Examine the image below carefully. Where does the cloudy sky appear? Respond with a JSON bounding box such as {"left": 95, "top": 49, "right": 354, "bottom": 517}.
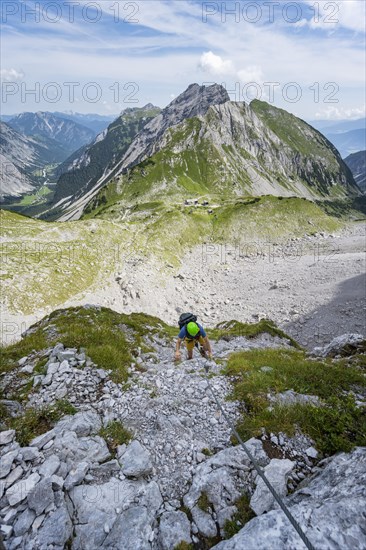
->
{"left": 1, "top": 0, "right": 365, "bottom": 121}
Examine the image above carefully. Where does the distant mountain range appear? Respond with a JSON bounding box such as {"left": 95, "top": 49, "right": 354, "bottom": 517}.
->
{"left": 0, "top": 112, "right": 117, "bottom": 200}
{"left": 310, "top": 118, "right": 366, "bottom": 157}
{"left": 345, "top": 151, "right": 366, "bottom": 191}
{"left": 38, "top": 83, "right": 359, "bottom": 222}
{"left": 0, "top": 122, "right": 62, "bottom": 198}
{"left": 7, "top": 112, "right": 97, "bottom": 157}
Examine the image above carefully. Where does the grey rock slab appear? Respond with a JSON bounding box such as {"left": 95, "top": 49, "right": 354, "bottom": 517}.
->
{"left": 119, "top": 440, "right": 153, "bottom": 478}
{"left": 306, "top": 447, "right": 318, "bottom": 459}
{"left": 13, "top": 508, "right": 36, "bottom": 537}
{"left": 54, "top": 410, "right": 102, "bottom": 436}
{"left": 191, "top": 506, "right": 217, "bottom": 539}
{"left": 0, "top": 450, "right": 18, "bottom": 478}
{"left": 4, "top": 465, "right": 23, "bottom": 488}
{"left": 64, "top": 461, "right": 89, "bottom": 490}
{"left": 38, "top": 455, "right": 60, "bottom": 478}
{"left": 313, "top": 333, "right": 365, "bottom": 358}
{"left": 0, "top": 430, "right": 15, "bottom": 445}
{"left": 27, "top": 477, "right": 54, "bottom": 515}
{"left": 70, "top": 476, "right": 147, "bottom": 549}
{"left": 101, "top": 506, "right": 153, "bottom": 550}
{"left": 34, "top": 502, "right": 72, "bottom": 550}
{"left": 47, "top": 362, "right": 60, "bottom": 375}
{"left": 6, "top": 472, "right": 40, "bottom": 506}
{"left": 0, "top": 523, "right": 13, "bottom": 539}
{"left": 269, "top": 390, "right": 320, "bottom": 407}
{"left": 250, "top": 458, "right": 295, "bottom": 515}
{"left": 159, "top": 511, "right": 192, "bottom": 550}
{"left": 29, "top": 429, "right": 55, "bottom": 449}
{"left": 18, "top": 446, "right": 40, "bottom": 462}
{"left": 50, "top": 474, "right": 64, "bottom": 490}
{"left": 52, "top": 429, "right": 110, "bottom": 464}
{"left": 184, "top": 440, "right": 268, "bottom": 516}
{"left": 212, "top": 448, "right": 366, "bottom": 550}
{"left": 57, "top": 349, "right": 77, "bottom": 361}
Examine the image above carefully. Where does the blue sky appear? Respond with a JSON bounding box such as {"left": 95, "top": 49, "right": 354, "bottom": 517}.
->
{"left": 1, "top": 0, "right": 365, "bottom": 121}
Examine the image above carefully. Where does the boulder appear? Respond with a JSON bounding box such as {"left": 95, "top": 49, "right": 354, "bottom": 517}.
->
{"left": 0, "top": 430, "right": 15, "bottom": 446}
{"left": 38, "top": 455, "right": 60, "bottom": 478}
{"left": 13, "top": 508, "right": 36, "bottom": 537}
{"left": 159, "top": 510, "right": 192, "bottom": 549}
{"left": 6, "top": 472, "right": 40, "bottom": 506}
{"left": 119, "top": 441, "right": 153, "bottom": 478}
{"left": 312, "top": 333, "right": 365, "bottom": 358}
{"left": 250, "top": 458, "right": 295, "bottom": 515}
{"left": 70, "top": 477, "right": 157, "bottom": 549}
{"left": 64, "top": 461, "right": 89, "bottom": 490}
{"left": 34, "top": 502, "right": 72, "bottom": 550}
{"left": 54, "top": 411, "right": 102, "bottom": 437}
{"left": 27, "top": 477, "right": 54, "bottom": 515}
{"left": 101, "top": 506, "right": 152, "bottom": 549}
{"left": 0, "top": 450, "right": 18, "bottom": 478}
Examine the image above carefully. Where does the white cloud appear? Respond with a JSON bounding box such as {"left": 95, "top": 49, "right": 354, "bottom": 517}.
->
{"left": 199, "top": 52, "right": 264, "bottom": 89}
{"left": 237, "top": 65, "right": 264, "bottom": 84}
{"left": 199, "top": 51, "right": 235, "bottom": 76}
{"left": 1, "top": 68, "right": 24, "bottom": 82}
{"left": 303, "top": 0, "right": 366, "bottom": 32}
{"left": 315, "top": 105, "right": 366, "bottom": 120}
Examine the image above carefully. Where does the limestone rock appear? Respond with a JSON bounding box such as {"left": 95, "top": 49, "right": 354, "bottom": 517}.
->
{"left": 212, "top": 447, "right": 366, "bottom": 550}
{"left": 0, "top": 430, "right": 15, "bottom": 446}
{"left": 159, "top": 510, "right": 192, "bottom": 549}
{"left": 119, "top": 440, "right": 153, "bottom": 478}
{"left": 250, "top": 458, "right": 295, "bottom": 515}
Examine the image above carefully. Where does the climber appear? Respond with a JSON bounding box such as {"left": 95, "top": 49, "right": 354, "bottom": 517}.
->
{"left": 174, "top": 314, "right": 213, "bottom": 361}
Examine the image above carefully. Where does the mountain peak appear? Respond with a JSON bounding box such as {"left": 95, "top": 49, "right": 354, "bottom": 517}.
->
{"left": 168, "top": 82, "right": 229, "bottom": 113}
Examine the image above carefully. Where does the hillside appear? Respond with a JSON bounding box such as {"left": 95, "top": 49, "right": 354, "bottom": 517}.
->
{"left": 345, "top": 151, "right": 366, "bottom": 191}
{"left": 39, "top": 104, "right": 161, "bottom": 221}
{"left": 42, "top": 83, "right": 359, "bottom": 222}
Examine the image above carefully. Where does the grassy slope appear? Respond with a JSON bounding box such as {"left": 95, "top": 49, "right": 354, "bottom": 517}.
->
{"left": 0, "top": 209, "right": 132, "bottom": 314}
{"left": 223, "top": 347, "right": 366, "bottom": 454}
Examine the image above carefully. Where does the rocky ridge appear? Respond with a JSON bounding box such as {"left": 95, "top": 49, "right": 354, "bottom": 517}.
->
{"left": 1, "top": 330, "right": 365, "bottom": 549}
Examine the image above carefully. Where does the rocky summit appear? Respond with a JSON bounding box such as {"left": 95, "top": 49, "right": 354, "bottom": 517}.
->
{"left": 1, "top": 322, "right": 365, "bottom": 549}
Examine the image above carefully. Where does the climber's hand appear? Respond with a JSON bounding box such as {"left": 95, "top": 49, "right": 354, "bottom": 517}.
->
{"left": 174, "top": 351, "right": 181, "bottom": 361}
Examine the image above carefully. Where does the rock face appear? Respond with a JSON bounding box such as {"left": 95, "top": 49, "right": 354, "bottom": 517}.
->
{"left": 344, "top": 150, "right": 366, "bottom": 191}
{"left": 212, "top": 447, "right": 366, "bottom": 550}
{"left": 118, "top": 83, "right": 230, "bottom": 172}
{"left": 0, "top": 122, "right": 42, "bottom": 199}
{"left": 312, "top": 333, "right": 366, "bottom": 357}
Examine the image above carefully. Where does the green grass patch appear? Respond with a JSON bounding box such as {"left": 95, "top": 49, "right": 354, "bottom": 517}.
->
{"left": 224, "top": 348, "right": 366, "bottom": 455}
{"left": 7, "top": 399, "right": 77, "bottom": 446}
{"left": 174, "top": 543, "right": 194, "bottom": 550}
{"left": 99, "top": 421, "right": 132, "bottom": 453}
{"left": 0, "top": 332, "right": 48, "bottom": 375}
{"left": 209, "top": 319, "right": 300, "bottom": 348}
{"left": 197, "top": 492, "right": 211, "bottom": 512}
{"left": 223, "top": 494, "right": 255, "bottom": 539}
{"left": 1, "top": 306, "right": 176, "bottom": 385}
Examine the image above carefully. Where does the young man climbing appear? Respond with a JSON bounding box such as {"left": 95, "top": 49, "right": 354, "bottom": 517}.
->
{"left": 175, "top": 316, "right": 213, "bottom": 361}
